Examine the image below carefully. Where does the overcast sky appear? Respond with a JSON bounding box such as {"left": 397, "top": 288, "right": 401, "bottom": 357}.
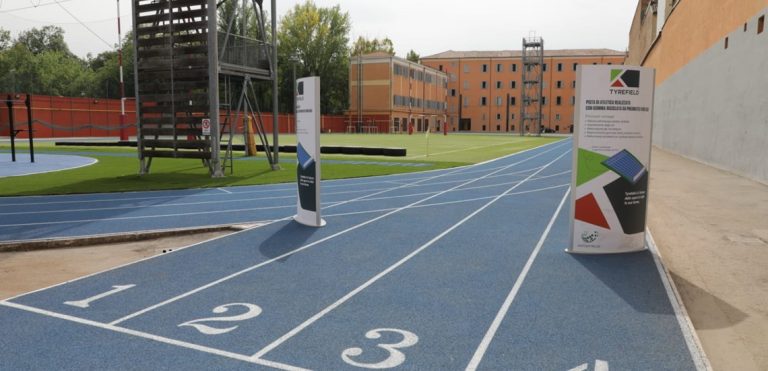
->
{"left": 0, "top": 0, "right": 638, "bottom": 59}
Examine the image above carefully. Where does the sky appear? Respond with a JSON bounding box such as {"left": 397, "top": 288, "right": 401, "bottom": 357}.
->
{"left": 0, "top": 0, "right": 639, "bottom": 59}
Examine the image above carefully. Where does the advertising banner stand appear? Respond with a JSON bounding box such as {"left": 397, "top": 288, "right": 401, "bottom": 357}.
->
{"left": 294, "top": 77, "right": 326, "bottom": 227}
{"left": 568, "top": 65, "right": 655, "bottom": 254}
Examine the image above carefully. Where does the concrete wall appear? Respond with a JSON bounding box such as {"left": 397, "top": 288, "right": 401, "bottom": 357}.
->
{"left": 653, "top": 8, "right": 768, "bottom": 183}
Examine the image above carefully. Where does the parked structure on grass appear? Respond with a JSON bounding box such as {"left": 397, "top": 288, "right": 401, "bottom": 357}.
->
{"left": 348, "top": 52, "right": 448, "bottom": 134}
{"left": 421, "top": 49, "right": 626, "bottom": 134}
{"left": 627, "top": 0, "right": 767, "bottom": 183}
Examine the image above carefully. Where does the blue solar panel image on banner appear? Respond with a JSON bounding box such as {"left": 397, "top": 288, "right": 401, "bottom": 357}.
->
{"left": 297, "top": 143, "right": 314, "bottom": 170}
{"left": 602, "top": 149, "right": 646, "bottom": 184}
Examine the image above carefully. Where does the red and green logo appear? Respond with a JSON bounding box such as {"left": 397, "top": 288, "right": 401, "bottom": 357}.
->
{"left": 610, "top": 69, "right": 640, "bottom": 88}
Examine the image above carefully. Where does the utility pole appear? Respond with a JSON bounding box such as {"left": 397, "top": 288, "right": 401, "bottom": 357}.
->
{"left": 117, "top": 0, "right": 128, "bottom": 141}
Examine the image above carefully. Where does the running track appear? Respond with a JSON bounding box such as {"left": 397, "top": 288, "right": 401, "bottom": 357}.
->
{"left": 0, "top": 139, "right": 709, "bottom": 370}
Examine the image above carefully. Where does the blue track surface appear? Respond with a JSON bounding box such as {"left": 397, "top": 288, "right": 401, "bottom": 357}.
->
{"left": 0, "top": 139, "right": 707, "bottom": 370}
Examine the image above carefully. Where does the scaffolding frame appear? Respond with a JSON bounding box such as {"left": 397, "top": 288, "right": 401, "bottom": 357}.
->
{"left": 520, "top": 36, "right": 544, "bottom": 136}
{"left": 132, "top": 0, "right": 278, "bottom": 177}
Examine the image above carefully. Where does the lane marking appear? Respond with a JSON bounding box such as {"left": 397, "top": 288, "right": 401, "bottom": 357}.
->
{"left": 250, "top": 149, "right": 572, "bottom": 361}
{"left": 5, "top": 144, "right": 567, "bottom": 305}
{"left": 323, "top": 184, "right": 571, "bottom": 219}
{"left": 466, "top": 186, "right": 571, "bottom": 371}
{"left": 646, "top": 230, "right": 712, "bottom": 371}
{"left": 110, "top": 144, "right": 569, "bottom": 326}
{"left": 217, "top": 188, "right": 233, "bottom": 194}
{"left": 64, "top": 284, "right": 136, "bottom": 308}
{"left": 0, "top": 301, "right": 308, "bottom": 371}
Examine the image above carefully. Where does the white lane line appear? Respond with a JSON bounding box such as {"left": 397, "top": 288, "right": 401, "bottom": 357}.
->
{"left": 217, "top": 188, "right": 233, "bottom": 194}
{"left": 250, "top": 149, "right": 571, "bottom": 361}
{"left": 465, "top": 187, "right": 570, "bottom": 371}
{"left": 0, "top": 301, "right": 308, "bottom": 371}
{"left": 323, "top": 184, "right": 571, "bottom": 218}
{"left": 646, "top": 230, "right": 712, "bottom": 371}
{"left": 109, "top": 144, "right": 568, "bottom": 326}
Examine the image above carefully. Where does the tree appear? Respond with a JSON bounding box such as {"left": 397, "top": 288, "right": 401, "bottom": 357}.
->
{"left": 0, "top": 28, "right": 11, "bottom": 51}
{"left": 277, "top": 1, "right": 352, "bottom": 114}
{"left": 406, "top": 49, "right": 420, "bottom": 63}
{"left": 16, "top": 26, "right": 70, "bottom": 55}
{"left": 351, "top": 36, "right": 394, "bottom": 56}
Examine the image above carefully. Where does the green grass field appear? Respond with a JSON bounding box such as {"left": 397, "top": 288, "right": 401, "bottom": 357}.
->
{"left": 0, "top": 134, "right": 564, "bottom": 196}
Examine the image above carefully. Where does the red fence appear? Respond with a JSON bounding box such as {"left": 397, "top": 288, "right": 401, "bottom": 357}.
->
{"left": 1, "top": 94, "right": 349, "bottom": 138}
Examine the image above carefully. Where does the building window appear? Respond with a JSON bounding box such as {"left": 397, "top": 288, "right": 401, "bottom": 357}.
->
{"left": 511, "top": 81, "right": 517, "bottom": 89}
{"left": 481, "top": 81, "right": 487, "bottom": 89}
{"left": 451, "top": 89, "right": 456, "bottom": 97}
{"left": 556, "top": 81, "right": 562, "bottom": 89}
{"left": 482, "top": 64, "right": 488, "bottom": 72}
{"left": 511, "top": 113, "right": 515, "bottom": 120}
{"left": 758, "top": 15, "right": 765, "bottom": 34}
{"left": 607, "top": 62, "right": 612, "bottom": 65}
{"left": 496, "top": 96, "right": 503, "bottom": 106}
{"left": 496, "top": 64, "right": 502, "bottom": 72}
{"left": 542, "top": 97, "right": 547, "bottom": 105}
{"left": 555, "top": 125, "right": 560, "bottom": 131}
{"left": 439, "top": 65, "right": 443, "bottom": 71}
{"left": 556, "top": 96, "right": 562, "bottom": 105}
{"left": 464, "top": 81, "right": 469, "bottom": 89}
{"left": 509, "top": 96, "right": 516, "bottom": 106}
{"left": 543, "top": 63, "right": 547, "bottom": 71}
{"left": 724, "top": 37, "right": 729, "bottom": 49}
{"left": 496, "top": 81, "right": 502, "bottom": 89}
{"left": 511, "top": 63, "right": 517, "bottom": 72}
{"left": 463, "top": 97, "right": 469, "bottom": 106}
{"left": 482, "top": 125, "right": 486, "bottom": 131}
{"left": 496, "top": 125, "right": 500, "bottom": 131}
{"left": 571, "top": 96, "right": 576, "bottom": 105}
{"left": 511, "top": 125, "right": 515, "bottom": 131}
{"left": 572, "top": 81, "right": 577, "bottom": 88}
{"left": 464, "top": 64, "right": 470, "bottom": 73}
{"left": 481, "top": 97, "right": 487, "bottom": 106}
{"left": 573, "top": 62, "right": 578, "bottom": 71}
{"left": 496, "top": 114, "right": 501, "bottom": 120}
{"left": 556, "top": 114, "right": 561, "bottom": 121}
{"left": 557, "top": 63, "right": 563, "bottom": 71}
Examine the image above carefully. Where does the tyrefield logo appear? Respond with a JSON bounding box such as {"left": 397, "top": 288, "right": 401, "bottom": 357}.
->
{"left": 610, "top": 69, "right": 640, "bottom": 88}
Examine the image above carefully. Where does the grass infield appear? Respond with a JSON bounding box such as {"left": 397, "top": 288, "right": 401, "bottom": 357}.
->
{"left": 0, "top": 134, "right": 564, "bottom": 196}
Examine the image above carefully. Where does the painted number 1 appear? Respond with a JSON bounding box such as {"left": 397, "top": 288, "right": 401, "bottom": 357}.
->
{"left": 63, "top": 284, "right": 136, "bottom": 309}
{"left": 342, "top": 328, "right": 419, "bottom": 369}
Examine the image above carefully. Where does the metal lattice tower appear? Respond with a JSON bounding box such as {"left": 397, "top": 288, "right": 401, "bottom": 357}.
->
{"left": 520, "top": 35, "right": 544, "bottom": 136}
{"left": 132, "top": 0, "right": 278, "bottom": 177}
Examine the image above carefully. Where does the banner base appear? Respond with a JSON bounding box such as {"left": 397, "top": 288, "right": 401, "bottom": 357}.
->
{"left": 564, "top": 246, "right": 648, "bottom": 255}
{"left": 293, "top": 215, "right": 326, "bottom": 228}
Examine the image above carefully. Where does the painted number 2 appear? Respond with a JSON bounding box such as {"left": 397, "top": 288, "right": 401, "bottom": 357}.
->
{"left": 341, "top": 328, "right": 419, "bottom": 369}
{"left": 178, "top": 303, "right": 262, "bottom": 335}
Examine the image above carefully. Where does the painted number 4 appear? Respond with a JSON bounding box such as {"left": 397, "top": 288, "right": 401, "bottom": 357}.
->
{"left": 341, "top": 328, "right": 419, "bottom": 369}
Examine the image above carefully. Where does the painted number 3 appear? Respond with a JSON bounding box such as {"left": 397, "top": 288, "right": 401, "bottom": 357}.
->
{"left": 178, "top": 303, "right": 262, "bottom": 335}
{"left": 341, "top": 328, "right": 419, "bottom": 369}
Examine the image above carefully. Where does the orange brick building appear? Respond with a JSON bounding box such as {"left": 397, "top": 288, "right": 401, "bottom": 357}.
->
{"left": 348, "top": 52, "right": 448, "bottom": 133}
{"left": 421, "top": 49, "right": 626, "bottom": 133}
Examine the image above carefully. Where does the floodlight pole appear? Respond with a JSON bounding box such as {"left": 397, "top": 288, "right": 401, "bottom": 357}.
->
{"left": 271, "top": 0, "right": 280, "bottom": 169}
{"left": 117, "top": 0, "right": 128, "bottom": 141}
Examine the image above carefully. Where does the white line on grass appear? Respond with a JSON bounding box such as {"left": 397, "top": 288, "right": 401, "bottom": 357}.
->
{"left": 250, "top": 149, "right": 571, "bottom": 361}
{"left": 465, "top": 187, "right": 570, "bottom": 370}
{"left": 109, "top": 143, "right": 569, "bottom": 326}
{"left": 0, "top": 301, "right": 308, "bottom": 371}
